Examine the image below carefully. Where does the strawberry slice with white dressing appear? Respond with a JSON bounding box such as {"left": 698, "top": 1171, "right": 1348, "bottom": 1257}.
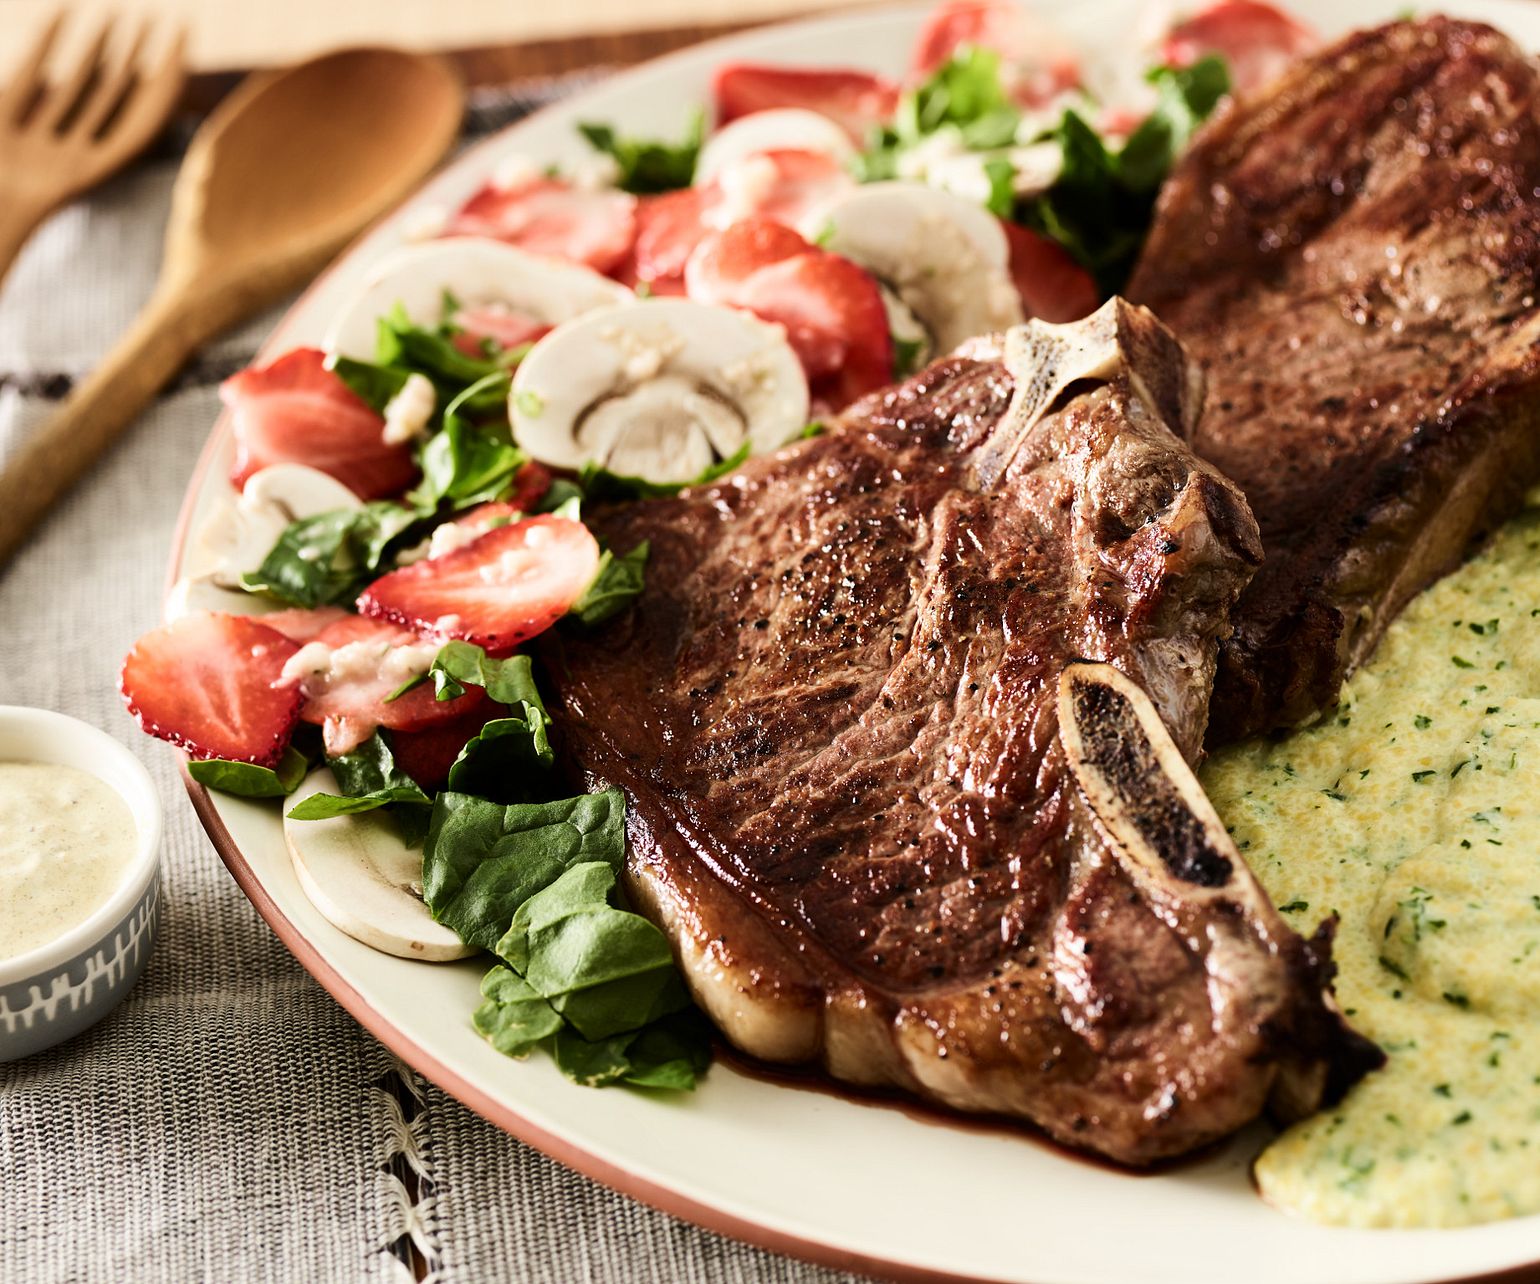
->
{"left": 357, "top": 515, "right": 601, "bottom": 654}
{"left": 283, "top": 614, "right": 492, "bottom": 756}
{"left": 1161, "top": 1, "right": 1320, "bottom": 98}
{"left": 120, "top": 612, "right": 303, "bottom": 767}
{"left": 686, "top": 217, "right": 893, "bottom": 412}
{"left": 444, "top": 177, "right": 638, "bottom": 274}
{"left": 713, "top": 63, "right": 900, "bottom": 141}
{"left": 221, "top": 348, "right": 418, "bottom": 500}
{"left": 627, "top": 150, "right": 853, "bottom": 296}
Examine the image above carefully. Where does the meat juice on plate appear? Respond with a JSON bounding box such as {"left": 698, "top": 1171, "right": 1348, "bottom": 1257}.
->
{"left": 1202, "top": 496, "right": 1540, "bottom": 1228}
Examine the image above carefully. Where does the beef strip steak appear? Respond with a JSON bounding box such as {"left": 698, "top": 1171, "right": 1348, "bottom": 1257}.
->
{"left": 1129, "top": 17, "right": 1540, "bottom": 743}
{"left": 546, "top": 300, "right": 1378, "bottom": 1165}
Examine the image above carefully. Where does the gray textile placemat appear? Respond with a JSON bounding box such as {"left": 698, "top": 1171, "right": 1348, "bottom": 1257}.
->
{"left": 0, "top": 77, "right": 865, "bottom": 1284}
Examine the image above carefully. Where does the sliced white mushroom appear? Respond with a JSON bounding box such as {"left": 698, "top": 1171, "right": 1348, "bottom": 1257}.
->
{"left": 285, "top": 769, "right": 474, "bottom": 962}
{"left": 164, "top": 574, "right": 276, "bottom": 622}
{"left": 695, "top": 108, "right": 855, "bottom": 184}
{"left": 811, "top": 181, "right": 1025, "bottom": 353}
{"left": 188, "top": 463, "right": 361, "bottom": 590}
{"left": 323, "top": 239, "right": 634, "bottom": 361}
{"left": 510, "top": 299, "right": 809, "bottom": 485}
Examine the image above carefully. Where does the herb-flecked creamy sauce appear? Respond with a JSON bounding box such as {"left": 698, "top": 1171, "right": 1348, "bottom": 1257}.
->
{"left": 0, "top": 762, "right": 137, "bottom": 963}
{"left": 1201, "top": 499, "right": 1540, "bottom": 1228}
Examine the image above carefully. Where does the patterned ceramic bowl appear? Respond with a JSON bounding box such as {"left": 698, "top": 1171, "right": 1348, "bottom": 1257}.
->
{"left": 0, "top": 707, "right": 163, "bottom": 1062}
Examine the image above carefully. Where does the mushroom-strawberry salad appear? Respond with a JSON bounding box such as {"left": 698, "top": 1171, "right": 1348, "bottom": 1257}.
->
{"left": 118, "top": 0, "right": 1277, "bottom": 1092}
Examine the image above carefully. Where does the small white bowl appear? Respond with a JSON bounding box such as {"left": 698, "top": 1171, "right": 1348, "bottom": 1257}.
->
{"left": 0, "top": 706, "right": 163, "bottom": 1062}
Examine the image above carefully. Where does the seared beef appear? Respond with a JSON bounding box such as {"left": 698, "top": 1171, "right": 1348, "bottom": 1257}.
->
{"left": 1129, "top": 17, "right": 1540, "bottom": 742}
{"left": 546, "top": 301, "right": 1377, "bottom": 1165}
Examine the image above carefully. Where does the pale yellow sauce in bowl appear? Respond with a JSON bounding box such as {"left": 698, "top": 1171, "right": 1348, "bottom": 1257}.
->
{"left": 0, "top": 707, "right": 162, "bottom": 1061}
{"left": 1204, "top": 498, "right": 1540, "bottom": 1228}
{"left": 0, "top": 762, "right": 139, "bottom": 963}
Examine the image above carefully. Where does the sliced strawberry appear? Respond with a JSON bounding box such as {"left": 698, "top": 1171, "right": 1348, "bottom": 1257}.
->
{"left": 289, "top": 614, "right": 491, "bottom": 756}
{"left": 388, "top": 703, "right": 499, "bottom": 793}
{"left": 259, "top": 606, "right": 352, "bottom": 643}
{"left": 1000, "top": 220, "right": 1101, "bottom": 323}
{"left": 910, "top": 1, "right": 1080, "bottom": 108}
{"left": 1161, "top": 1, "right": 1319, "bottom": 98}
{"left": 686, "top": 217, "right": 892, "bottom": 411}
{"left": 709, "top": 149, "right": 853, "bottom": 233}
{"left": 220, "top": 348, "right": 418, "bottom": 500}
{"left": 713, "top": 64, "right": 899, "bottom": 141}
{"left": 358, "top": 515, "right": 601, "bottom": 654}
{"left": 121, "top": 612, "right": 302, "bottom": 767}
{"left": 443, "top": 177, "right": 638, "bottom": 274}
{"left": 628, "top": 151, "right": 852, "bottom": 295}
{"left": 628, "top": 187, "right": 715, "bottom": 293}
{"left": 450, "top": 305, "right": 550, "bottom": 358}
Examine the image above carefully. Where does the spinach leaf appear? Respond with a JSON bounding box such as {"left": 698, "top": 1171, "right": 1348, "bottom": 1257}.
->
{"left": 1019, "top": 57, "right": 1229, "bottom": 293}
{"left": 1115, "top": 57, "right": 1229, "bottom": 193}
{"left": 538, "top": 478, "right": 584, "bottom": 515}
{"left": 578, "top": 442, "right": 750, "bottom": 502}
{"left": 328, "top": 355, "right": 412, "bottom": 414}
{"left": 568, "top": 542, "right": 649, "bottom": 627}
{"left": 428, "top": 643, "right": 547, "bottom": 707}
{"left": 549, "top": 1009, "right": 713, "bottom": 1089}
{"left": 494, "top": 862, "right": 690, "bottom": 1040}
{"left": 242, "top": 503, "right": 421, "bottom": 608}
{"left": 897, "top": 46, "right": 1013, "bottom": 140}
{"left": 407, "top": 369, "right": 528, "bottom": 513}
{"left": 374, "top": 304, "right": 511, "bottom": 391}
{"left": 188, "top": 746, "right": 309, "bottom": 798}
{"left": 446, "top": 713, "right": 554, "bottom": 803}
{"left": 421, "top": 788, "right": 627, "bottom": 951}
{"left": 473, "top": 966, "right": 565, "bottom": 1056}
{"left": 286, "top": 731, "right": 432, "bottom": 819}
{"left": 577, "top": 110, "right": 705, "bottom": 194}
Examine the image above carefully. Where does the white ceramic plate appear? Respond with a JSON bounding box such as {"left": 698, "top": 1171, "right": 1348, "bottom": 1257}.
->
{"left": 172, "top": 3, "right": 1540, "bottom": 1280}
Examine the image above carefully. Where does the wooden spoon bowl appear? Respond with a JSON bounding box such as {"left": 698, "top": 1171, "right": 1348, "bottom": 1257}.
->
{"left": 0, "top": 46, "right": 464, "bottom": 566}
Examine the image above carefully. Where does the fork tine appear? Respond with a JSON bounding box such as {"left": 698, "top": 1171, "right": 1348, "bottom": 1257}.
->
{"left": 93, "top": 22, "right": 185, "bottom": 151}
{"left": 0, "top": 10, "right": 65, "bottom": 124}
{"left": 44, "top": 12, "right": 118, "bottom": 134}
{"left": 77, "top": 15, "right": 151, "bottom": 138}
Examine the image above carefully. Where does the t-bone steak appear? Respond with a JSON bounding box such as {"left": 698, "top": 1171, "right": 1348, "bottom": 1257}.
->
{"left": 545, "top": 301, "right": 1379, "bottom": 1165}
{"left": 1129, "top": 17, "right": 1540, "bottom": 742}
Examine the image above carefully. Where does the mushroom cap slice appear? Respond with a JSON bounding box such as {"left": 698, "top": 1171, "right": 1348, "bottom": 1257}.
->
{"left": 510, "top": 298, "right": 810, "bottom": 484}
{"left": 323, "top": 238, "right": 634, "bottom": 360}
{"left": 190, "top": 463, "right": 362, "bottom": 590}
{"left": 695, "top": 108, "right": 855, "bottom": 184}
{"left": 814, "top": 181, "right": 1025, "bottom": 353}
{"left": 284, "top": 769, "right": 474, "bottom": 962}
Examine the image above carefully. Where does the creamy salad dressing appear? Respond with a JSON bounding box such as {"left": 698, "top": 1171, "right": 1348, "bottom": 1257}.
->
{"left": 1202, "top": 499, "right": 1540, "bottom": 1228}
{"left": 0, "top": 762, "right": 137, "bottom": 962}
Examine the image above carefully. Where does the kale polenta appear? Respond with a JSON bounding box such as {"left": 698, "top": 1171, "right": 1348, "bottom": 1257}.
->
{"left": 1203, "top": 498, "right": 1540, "bottom": 1227}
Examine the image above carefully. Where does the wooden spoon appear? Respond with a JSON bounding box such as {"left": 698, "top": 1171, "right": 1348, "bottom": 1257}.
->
{"left": 0, "top": 47, "right": 463, "bottom": 566}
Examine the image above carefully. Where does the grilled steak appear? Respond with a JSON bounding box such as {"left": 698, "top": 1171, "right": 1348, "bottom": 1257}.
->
{"left": 1129, "top": 17, "right": 1540, "bottom": 743}
{"left": 546, "top": 301, "right": 1378, "bottom": 1165}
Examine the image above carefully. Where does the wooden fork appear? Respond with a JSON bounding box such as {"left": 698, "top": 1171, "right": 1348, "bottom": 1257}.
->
{"left": 0, "top": 13, "right": 187, "bottom": 286}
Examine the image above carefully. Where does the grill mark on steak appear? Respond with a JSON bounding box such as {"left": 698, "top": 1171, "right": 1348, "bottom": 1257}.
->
{"left": 1129, "top": 16, "right": 1540, "bottom": 742}
{"left": 546, "top": 300, "right": 1377, "bottom": 1165}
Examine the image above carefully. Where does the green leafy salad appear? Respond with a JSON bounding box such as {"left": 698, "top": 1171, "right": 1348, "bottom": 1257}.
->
{"left": 202, "top": 298, "right": 718, "bottom": 1091}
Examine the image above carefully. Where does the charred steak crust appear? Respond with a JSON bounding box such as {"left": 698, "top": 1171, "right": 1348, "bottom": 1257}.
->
{"left": 1129, "top": 17, "right": 1540, "bottom": 743}
{"left": 546, "top": 301, "right": 1373, "bottom": 1165}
